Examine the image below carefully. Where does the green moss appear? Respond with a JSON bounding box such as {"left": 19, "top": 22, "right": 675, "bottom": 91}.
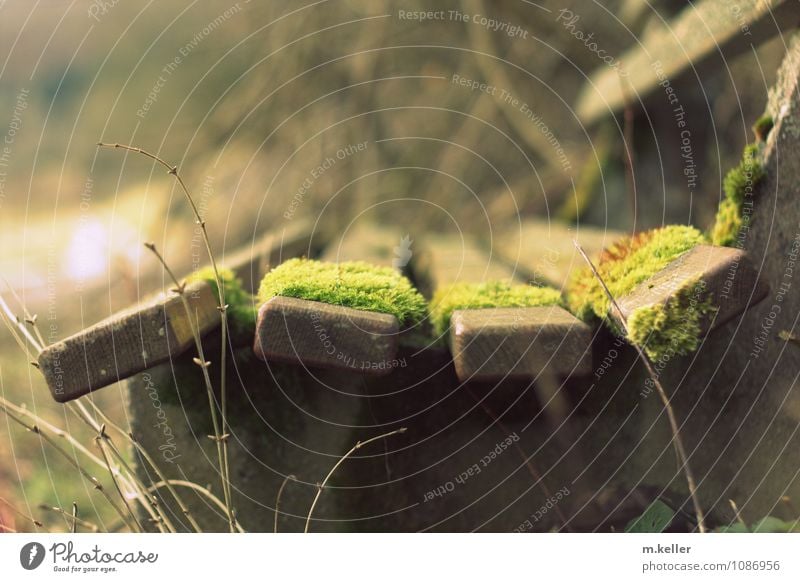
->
{"left": 710, "top": 141, "right": 764, "bottom": 247}
{"left": 429, "top": 281, "right": 563, "bottom": 336}
{"left": 723, "top": 143, "right": 763, "bottom": 205}
{"left": 567, "top": 225, "right": 706, "bottom": 324}
{"left": 257, "top": 258, "right": 427, "bottom": 327}
{"left": 187, "top": 266, "right": 257, "bottom": 342}
{"left": 626, "top": 278, "right": 716, "bottom": 361}
{"left": 710, "top": 198, "right": 743, "bottom": 247}
{"left": 752, "top": 114, "right": 774, "bottom": 142}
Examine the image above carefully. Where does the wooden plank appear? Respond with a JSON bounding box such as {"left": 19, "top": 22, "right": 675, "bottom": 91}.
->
{"left": 254, "top": 296, "right": 400, "bottom": 375}
{"left": 320, "top": 222, "right": 404, "bottom": 268}
{"left": 450, "top": 306, "right": 592, "bottom": 382}
{"left": 493, "top": 219, "right": 623, "bottom": 289}
{"left": 576, "top": 0, "right": 800, "bottom": 124}
{"left": 411, "top": 236, "right": 518, "bottom": 298}
{"left": 38, "top": 280, "right": 218, "bottom": 402}
{"left": 616, "top": 244, "right": 769, "bottom": 333}
{"left": 413, "top": 235, "right": 592, "bottom": 382}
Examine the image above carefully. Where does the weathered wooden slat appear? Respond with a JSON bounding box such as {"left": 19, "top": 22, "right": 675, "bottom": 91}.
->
{"left": 450, "top": 306, "right": 592, "bottom": 382}
{"left": 576, "top": 0, "right": 800, "bottom": 123}
{"left": 38, "top": 280, "right": 218, "bottom": 402}
{"left": 493, "top": 219, "right": 623, "bottom": 288}
{"left": 413, "top": 235, "right": 592, "bottom": 382}
{"left": 616, "top": 244, "right": 769, "bottom": 333}
{"left": 254, "top": 296, "right": 400, "bottom": 375}
{"left": 412, "top": 236, "right": 517, "bottom": 298}
{"left": 320, "top": 222, "right": 404, "bottom": 268}
{"left": 250, "top": 224, "right": 408, "bottom": 373}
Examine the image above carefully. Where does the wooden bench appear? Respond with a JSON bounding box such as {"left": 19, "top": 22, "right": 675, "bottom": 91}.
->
{"left": 37, "top": 222, "right": 316, "bottom": 402}
{"left": 253, "top": 223, "right": 408, "bottom": 374}
{"left": 411, "top": 235, "right": 593, "bottom": 382}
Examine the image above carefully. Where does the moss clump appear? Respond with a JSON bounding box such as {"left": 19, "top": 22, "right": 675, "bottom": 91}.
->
{"left": 257, "top": 258, "right": 427, "bottom": 327}
{"left": 752, "top": 114, "right": 774, "bottom": 142}
{"left": 567, "top": 225, "right": 706, "bottom": 324}
{"left": 187, "top": 266, "right": 256, "bottom": 342}
{"left": 429, "top": 281, "right": 562, "bottom": 336}
{"left": 627, "top": 278, "right": 716, "bottom": 361}
{"left": 722, "top": 143, "right": 763, "bottom": 205}
{"left": 709, "top": 198, "right": 742, "bottom": 247}
{"left": 710, "top": 141, "right": 764, "bottom": 246}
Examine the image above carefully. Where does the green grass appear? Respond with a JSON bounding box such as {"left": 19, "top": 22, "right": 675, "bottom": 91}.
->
{"left": 567, "top": 225, "right": 706, "bottom": 324}
{"left": 257, "top": 258, "right": 428, "bottom": 327}
{"left": 429, "top": 281, "right": 562, "bottom": 336}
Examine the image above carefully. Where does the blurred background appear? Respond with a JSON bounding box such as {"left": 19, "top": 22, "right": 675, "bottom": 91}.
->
{"left": 0, "top": 0, "right": 791, "bottom": 531}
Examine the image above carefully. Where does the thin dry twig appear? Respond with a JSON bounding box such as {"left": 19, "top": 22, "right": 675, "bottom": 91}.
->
{"left": 0, "top": 398, "right": 132, "bottom": 531}
{"left": 141, "top": 241, "right": 236, "bottom": 532}
{"left": 573, "top": 240, "right": 706, "bottom": 533}
{"left": 83, "top": 399, "right": 202, "bottom": 532}
{"left": 274, "top": 474, "right": 296, "bottom": 533}
{"left": 37, "top": 504, "right": 99, "bottom": 533}
{"left": 145, "top": 480, "right": 246, "bottom": 533}
{"left": 98, "top": 142, "right": 236, "bottom": 532}
{"left": 1, "top": 496, "right": 44, "bottom": 530}
{"left": 305, "top": 427, "right": 407, "bottom": 533}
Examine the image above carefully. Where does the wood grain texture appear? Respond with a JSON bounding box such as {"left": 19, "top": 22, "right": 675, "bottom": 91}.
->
{"left": 616, "top": 244, "right": 769, "bottom": 333}
{"left": 38, "top": 280, "right": 218, "bottom": 402}
{"left": 254, "top": 296, "right": 400, "bottom": 375}
{"left": 576, "top": 0, "right": 800, "bottom": 123}
{"left": 493, "top": 219, "right": 623, "bottom": 289}
{"left": 450, "top": 306, "right": 592, "bottom": 382}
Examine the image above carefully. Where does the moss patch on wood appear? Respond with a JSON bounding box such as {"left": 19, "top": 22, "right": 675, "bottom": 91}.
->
{"left": 186, "top": 266, "right": 257, "bottom": 343}
{"left": 710, "top": 141, "right": 765, "bottom": 247}
{"left": 752, "top": 114, "right": 774, "bottom": 143}
{"left": 430, "top": 281, "right": 562, "bottom": 336}
{"left": 626, "top": 277, "right": 716, "bottom": 361}
{"left": 567, "top": 225, "right": 706, "bottom": 324}
{"left": 257, "top": 258, "right": 427, "bottom": 327}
